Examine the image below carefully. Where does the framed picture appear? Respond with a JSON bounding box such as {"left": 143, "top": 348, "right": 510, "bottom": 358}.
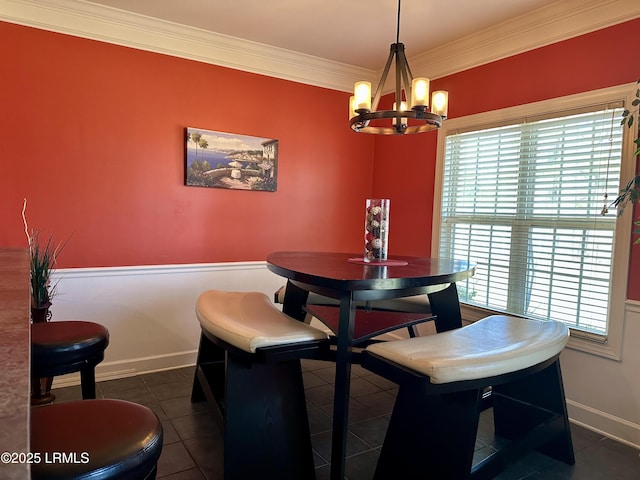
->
{"left": 185, "top": 127, "right": 278, "bottom": 191}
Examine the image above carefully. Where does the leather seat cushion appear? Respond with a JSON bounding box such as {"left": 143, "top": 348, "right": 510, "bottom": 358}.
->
{"left": 197, "top": 290, "right": 328, "bottom": 353}
{"left": 31, "top": 399, "right": 163, "bottom": 480}
{"left": 31, "top": 321, "right": 109, "bottom": 367}
{"left": 366, "top": 315, "right": 569, "bottom": 384}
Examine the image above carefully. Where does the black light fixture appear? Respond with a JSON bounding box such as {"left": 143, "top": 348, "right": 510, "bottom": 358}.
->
{"left": 349, "top": 0, "right": 448, "bottom": 135}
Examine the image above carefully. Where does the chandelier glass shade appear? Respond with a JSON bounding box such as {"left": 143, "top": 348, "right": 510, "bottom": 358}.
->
{"left": 349, "top": 0, "right": 448, "bottom": 135}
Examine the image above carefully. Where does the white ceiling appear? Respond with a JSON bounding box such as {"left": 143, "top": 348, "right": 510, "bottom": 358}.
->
{"left": 82, "top": 0, "right": 563, "bottom": 70}
{"left": 2, "top": 0, "right": 639, "bottom": 91}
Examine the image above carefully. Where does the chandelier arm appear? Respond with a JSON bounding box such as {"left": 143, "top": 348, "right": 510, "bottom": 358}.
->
{"left": 371, "top": 47, "right": 395, "bottom": 112}
{"left": 395, "top": 45, "right": 402, "bottom": 109}
{"left": 401, "top": 45, "right": 415, "bottom": 85}
{"left": 404, "top": 61, "right": 414, "bottom": 82}
{"left": 397, "top": 45, "right": 413, "bottom": 107}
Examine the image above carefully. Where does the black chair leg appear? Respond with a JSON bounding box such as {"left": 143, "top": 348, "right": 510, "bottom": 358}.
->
{"left": 427, "top": 282, "right": 463, "bottom": 332}
{"left": 281, "top": 280, "right": 310, "bottom": 322}
{"left": 80, "top": 365, "right": 97, "bottom": 399}
{"left": 374, "top": 385, "right": 483, "bottom": 480}
{"left": 407, "top": 324, "right": 419, "bottom": 338}
{"left": 224, "top": 354, "right": 315, "bottom": 480}
{"left": 144, "top": 465, "right": 158, "bottom": 480}
{"left": 190, "top": 368, "right": 205, "bottom": 403}
{"left": 492, "top": 360, "right": 574, "bottom": 465}
{"left": 191, "top": 333, "right": 226, "bottom": 405}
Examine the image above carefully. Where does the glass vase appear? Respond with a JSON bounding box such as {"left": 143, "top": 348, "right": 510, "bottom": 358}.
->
{"left": 364, "top": 198, "right": 390, "bottom": 262}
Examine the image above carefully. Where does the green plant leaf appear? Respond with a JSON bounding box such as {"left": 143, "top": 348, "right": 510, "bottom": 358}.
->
{"left": 28, "top": 230, "right": 70, "bottom": 309}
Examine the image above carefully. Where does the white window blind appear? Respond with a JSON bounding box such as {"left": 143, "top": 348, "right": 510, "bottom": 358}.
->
{"left": 440, "top": 107, "right": 623, "bottom": 335}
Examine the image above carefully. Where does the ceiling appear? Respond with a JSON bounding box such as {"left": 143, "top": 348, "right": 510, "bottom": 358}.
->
{"left": 82, "top": 0, "right": 563, "bottom": 70}
{"left": 2, "top": 0, "right": 639, "bottom": 91}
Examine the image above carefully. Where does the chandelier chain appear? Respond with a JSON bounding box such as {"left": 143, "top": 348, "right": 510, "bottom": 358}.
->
{"left": 396, "top": 0, "right": 401, "bottom": 45}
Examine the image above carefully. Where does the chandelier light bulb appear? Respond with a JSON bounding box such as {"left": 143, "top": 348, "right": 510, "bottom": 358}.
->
{"left": 392, "top": 101, "right": 408, "bottom": 126}
{"left": 348, "top": 96, "right": 357, "bottom": 120}
{"left": 431, "top": 91, "right": 449, "bottom": 118}
{"left": 354, "top": 81, "right": 372, "bottom": 111}
{"left": 411, "top": 78, "right": 430, "bottom": 109}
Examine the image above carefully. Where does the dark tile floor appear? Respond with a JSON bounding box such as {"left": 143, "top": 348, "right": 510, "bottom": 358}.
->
{"left": 50, "top": 360, "right": 640, "bottom": 480}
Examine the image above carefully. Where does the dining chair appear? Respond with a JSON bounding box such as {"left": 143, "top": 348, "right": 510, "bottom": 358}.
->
{"left": 361, "top": 315, "right": 574, "bottom": 479}
{"left": 191, "top": 289, "right": 329, "bottom": 480}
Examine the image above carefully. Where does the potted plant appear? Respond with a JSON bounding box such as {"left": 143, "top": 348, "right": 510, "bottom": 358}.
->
{"left": 22, "top": 199, "right": 68, "bottom": 404}
{"left": 28, "top": 230, "right": 61, "bottom": 404}
{"left": 612, "top": 79, "right": 640, "bottom": 220}
{"left": 22, "top": 200, "right": 66, "bottom": 323}
{"left": 28, "top": 229, "right": 62, "bottom": 323}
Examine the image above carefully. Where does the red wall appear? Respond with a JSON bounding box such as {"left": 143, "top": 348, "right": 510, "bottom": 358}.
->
{"left": 2, "top": 18, "right": 639, "bottom": 298}
{"left": 373, "top": 18, "right": 640, "bottom": 295}
{"left": 0, "top": 22, "right": 374, "bottom": 267}
{"left": 371, "top": 132, "right": 439, "bottom": 257}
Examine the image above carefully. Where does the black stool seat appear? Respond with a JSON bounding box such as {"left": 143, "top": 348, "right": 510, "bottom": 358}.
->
{"left": 31, "top": 320, "right": 109, "bottom": 400}
{"left": 32, "top": 320, "right": 109, "bottom": 370}
{"left": 31, "top": 399, "right": 163, "bottom": 480}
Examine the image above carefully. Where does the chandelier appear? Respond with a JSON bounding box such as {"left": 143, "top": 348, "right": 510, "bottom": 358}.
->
{"left": 349, "top": 0, "right": 448, "bottom": 135}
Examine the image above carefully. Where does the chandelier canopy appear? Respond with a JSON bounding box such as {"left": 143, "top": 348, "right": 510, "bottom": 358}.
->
{"left": 349, "top": 0, "right": 448, "bottom": 135}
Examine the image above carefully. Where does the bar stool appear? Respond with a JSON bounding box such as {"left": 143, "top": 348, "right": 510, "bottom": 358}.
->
{"left": 31, "top": 399, "right": 163, "bottom": 480}
{"left": 361, "top": 315, "right": 575, "bottom": 480}
{"left": 190, "top": 290, "right": 329, "bottom": 480}
{"left": 31, "top": 320, "right": 109, "bottom": 403}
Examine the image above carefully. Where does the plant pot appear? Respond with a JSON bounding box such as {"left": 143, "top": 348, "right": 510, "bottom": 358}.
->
{"left": 31, "top": 376, "right": 55, "bottom": 405}
{"left": 31, "top": 306, "right": 51, "bottom": 323}
{"left": 30, "top": 306, "right": 54, "bottom": 404}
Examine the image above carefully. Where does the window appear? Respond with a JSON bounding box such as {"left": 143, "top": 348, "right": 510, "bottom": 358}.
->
{"left": 433, "top": 85, "right": 636, "bottom": 359}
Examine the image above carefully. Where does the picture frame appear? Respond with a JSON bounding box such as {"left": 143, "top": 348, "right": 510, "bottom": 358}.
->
{"left": 185, "top": 127, "right": 278, "bottom": 192}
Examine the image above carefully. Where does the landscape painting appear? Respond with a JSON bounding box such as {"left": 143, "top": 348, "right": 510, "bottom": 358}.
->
{"left": 185, "top": 127, "right": 278, "bottom": 191}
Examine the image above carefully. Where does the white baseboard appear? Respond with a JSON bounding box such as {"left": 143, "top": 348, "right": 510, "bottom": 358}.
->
{"left": 52, "top": 350, "right": 199, "bottom": 388}
{"left": 567, "top": 399, "right": 640, "bottom": 450}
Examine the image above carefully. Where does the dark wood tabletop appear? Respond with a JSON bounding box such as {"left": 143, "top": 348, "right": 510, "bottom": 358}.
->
{"left": 266, "top": 251, "right": 475, "bottom": 300}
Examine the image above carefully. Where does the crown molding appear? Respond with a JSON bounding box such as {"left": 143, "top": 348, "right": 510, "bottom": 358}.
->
{"left": 1, "top": 0, "right": 638, "bottom": 93}
{"left": 409, "top": 0, "right": 640, "bottom": 80}
{"left": 0, "top": 0, "right": 376, "bottom": 92}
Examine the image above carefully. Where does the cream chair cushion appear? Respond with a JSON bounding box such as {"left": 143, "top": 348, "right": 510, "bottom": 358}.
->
{"left": 366, "top": 315, "right": 568, "bottom": 384}
{"left": 197, "top": 290, "right": 328, "bottom": 353}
